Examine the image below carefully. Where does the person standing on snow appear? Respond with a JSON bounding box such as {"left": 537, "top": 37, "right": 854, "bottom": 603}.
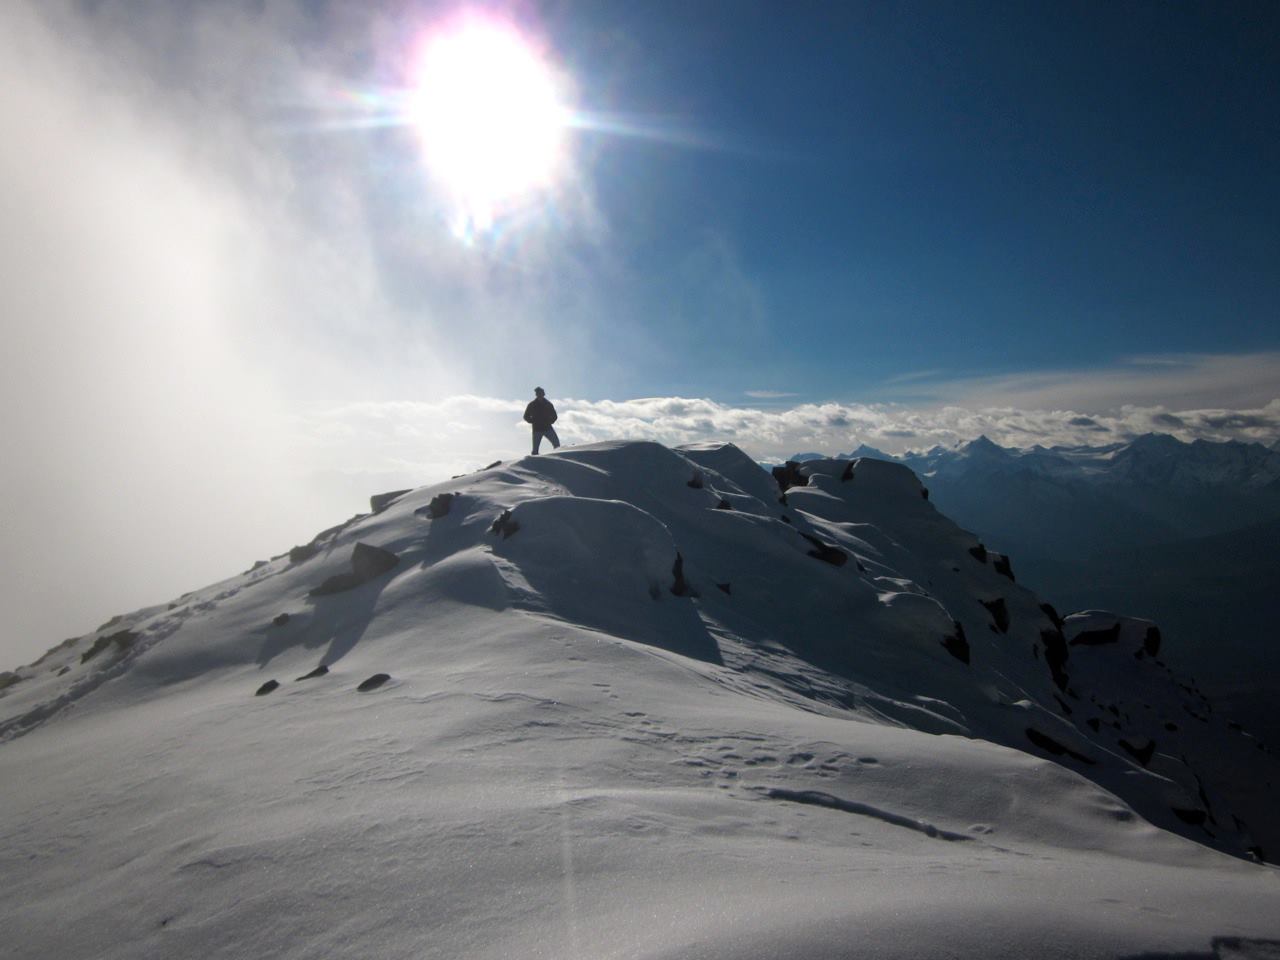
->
{"left": 524, "top": 386, "right": 560, "bottom": 455}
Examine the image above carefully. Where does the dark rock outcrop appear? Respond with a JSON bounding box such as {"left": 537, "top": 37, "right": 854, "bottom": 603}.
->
{"left": 800, "top": 532, "right": 848, "bottom": 567}
{"left": 80, "top": 630, "right": 137, "bottom": 665}
{"left": 421, "top": 493, "right": 456, "bottom": 520}
{"left": 295, "top": 665, "right": 329, "bottom": 681}
{"left": 1119, "top": 737, "right": 1157, "bottom": 767}
{"left": 1069, "top": 622, "right": 1122, "bottom": 646}
{"left": 968, "top": 544, "right": 988, "bottom": 564}
{"left": 1025, "top": 728, "right": 1094, "bottom": 764}
{"left": 288, "top": 543, "right": 318, "bottom": 564}
{"left": 992, "top": 554, "right": 1015, "bottom": 582}
{"left": 353, "top": 543, "right": 399, "bottom": 580}
{"left": 255, "top": 680, "right": 280, "bottom": 696}
{"left": 272, "top": 613, "right": 290, "bottom": 627}
{"left": 671, "top": 553, "right": 691, "bottom": 597}
{"left": 310, "top": 542, "right": 400, "bottom": 597}
{"left": 1171, "top": 807, "right": 1208, "bottom": 827}
{"left": 370, "top": 489, "right": 412, "bottom": 514}
{"left": 715, "top": 499, "right": 733, "bottom": 510}
{"left": 716, "top": 582, "right": 732, "bottom": 595}
{"left": 1041, "top": 628, "right": 1070, "bottom": 691}
{"left": 840, "top": 461, "right": 855, "bottom": 482}
{"left": 0, "top": 672, "right": 23, "bottom": 692}
{"left": 941, "top": 621, "right": 970, "bottom": 664}
{"left": 1143, "top": 625, "right": 1162, "bottom": 657}
{"left": 687, "top": 470, "right": 704, "bottom": 490}
{"left": 771, "top": 461, "right": 808, "bottom": 493}
{"left": 490, "top": 510, "right": 519, "bottom": 539}
{"left": 1039, "top": 603, "right": 1064, "bottom": 630}
{"left": 980, "top": 598, "right": 1010, "bottom": 633}
{"left": 357, "top": 673, "right": 391, "bottom": 692}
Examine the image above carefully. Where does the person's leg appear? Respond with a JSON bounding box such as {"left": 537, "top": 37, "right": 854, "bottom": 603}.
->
{"left": 545, "top": 426, "right": 560, "bottom": 449}
{"left": 532, "top": 429, "right": 543, "bottom": 454}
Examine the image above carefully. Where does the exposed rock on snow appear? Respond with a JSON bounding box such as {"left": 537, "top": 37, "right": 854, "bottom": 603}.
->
{"left": 941, "top": 621, "right": 970, "bottom": 664}
{"left": 255, "top": 679, "right": 279, "bottom": 696}
{"left": 309, "top": 542, "right": 400, "bottom": 596}
{"left": 419, "top": 492, "right": 456, "bottom": 519}
{"left": 79, "top": 629, "right": 136, "bottom": 664}
{"left": 799, "top": 531, "right": 847, "bottom": 567}
{"left": 287, "top": 543, "right": 318, "bottom": 564}
{"left": 992, "top": 553, "right": 1015, "bottom": 581}
{"left": 356, "top": 673, "right": 390, "bottom": 692}
{"left": 980, "top": 597, "right": 1010, "bottom": 633}
{"left": 369, "top": 489, "right": 411, "bottom": 514}
{"left": 489, "top": 508, "right": 518, "bottom": 538}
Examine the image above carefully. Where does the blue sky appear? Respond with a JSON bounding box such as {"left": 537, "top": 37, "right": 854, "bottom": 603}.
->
{"left": 3, "top": 0, "right": 1280, "bottom": 665}
{"left": 463, "top": 1, "right": 1280, "bottom": 401}
{"left": 215, "top": 0, "right": 1280, "bottom": 407}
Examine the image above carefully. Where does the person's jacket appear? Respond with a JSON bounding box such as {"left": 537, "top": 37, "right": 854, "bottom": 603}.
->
{"left": 523, "top": 396, "right": 557, "bottom": 431}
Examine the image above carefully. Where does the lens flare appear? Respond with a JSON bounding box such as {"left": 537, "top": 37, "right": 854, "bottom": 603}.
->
{"left": 410, "top": 12, "right": 570, "bottom": 237}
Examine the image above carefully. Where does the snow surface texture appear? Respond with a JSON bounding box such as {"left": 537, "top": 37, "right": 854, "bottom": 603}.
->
{"left": 827, "top": 434, "right": 1280, "bottom": 749}
{"left": 2, "top": 441, "right": 1278, "bottom": 959}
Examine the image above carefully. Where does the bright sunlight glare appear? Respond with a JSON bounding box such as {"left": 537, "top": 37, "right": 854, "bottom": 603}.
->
{"left": 410, "top": 13, "right": 570, "bottom": 236}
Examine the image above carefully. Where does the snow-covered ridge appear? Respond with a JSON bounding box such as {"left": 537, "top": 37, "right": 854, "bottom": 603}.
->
{"left": 796, "top": 433, "right": 1280, "bottom": 752}
{"left": 3, "top": 441, "right": 1278, "bottom": 958}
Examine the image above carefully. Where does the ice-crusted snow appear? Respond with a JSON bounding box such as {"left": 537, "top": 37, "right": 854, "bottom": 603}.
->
{"left": 2, "top": 440, "right": 1278, "bottom": 959}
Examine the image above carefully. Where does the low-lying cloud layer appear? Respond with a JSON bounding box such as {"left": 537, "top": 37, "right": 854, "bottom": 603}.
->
{"left": 301, "top": 387, "right": 1280, "bottom": 491}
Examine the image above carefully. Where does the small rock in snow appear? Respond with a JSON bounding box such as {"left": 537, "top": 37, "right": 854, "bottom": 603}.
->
{"left": 357, "top": 673, "right": 391, "bottom": 692}
{"left": 800, "top": 532, "right": 847, "bottom": 567}
{"left": 992, "top": 554, "right": 1015, "bottom": 581}
{"left": 490, "top": 509, "right": 519, "bottom": 539}
{"left": 288, "top": 543, "right": 318, "bottom": 564}
{"left": 420, "top": 493, "right": 456, "bottom": 520}
{"left": 255, "top": 680, "right": 280, "bottom": 696}
{"left": 370, "top": 489, "right": 412, "bottom": 514}
{"left": 941, "top": 621, "right": 970, "bottom": 664}
{"left": 980, "top": 598, "right": 1010, "bottom": 633}
{"left": 310, "top": 542, "right": 400, "bottom": 596}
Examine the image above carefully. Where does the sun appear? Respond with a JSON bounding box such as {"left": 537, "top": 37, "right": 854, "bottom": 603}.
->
{"left": 409, "top": 13, "right": 570, "bottom": 234}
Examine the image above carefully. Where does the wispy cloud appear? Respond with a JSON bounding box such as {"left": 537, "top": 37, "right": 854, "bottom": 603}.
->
{"left": 881, "top": 369, "right": 944, "bottom": 385}
{"left": 910, "top": 352, "right": 1280, "bottom": 412}
{"left": 744, "top": 390, "right": 799, "bottom": 399}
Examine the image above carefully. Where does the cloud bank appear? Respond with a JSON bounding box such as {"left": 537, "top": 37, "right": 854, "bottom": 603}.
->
{"left": 298, "top": 379, "right": 1280, "bottom": 496}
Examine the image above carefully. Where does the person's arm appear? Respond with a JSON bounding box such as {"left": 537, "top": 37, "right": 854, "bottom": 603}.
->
{"left": 549, "top": 402, "right": 557, "bottom": 424}
{"left": 523, "top": 402, "right": 534, "bottom": 424}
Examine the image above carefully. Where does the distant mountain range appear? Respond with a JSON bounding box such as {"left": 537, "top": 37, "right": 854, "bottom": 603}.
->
{"left": 794, "top": 434, "right": 1280, "bottom": 746}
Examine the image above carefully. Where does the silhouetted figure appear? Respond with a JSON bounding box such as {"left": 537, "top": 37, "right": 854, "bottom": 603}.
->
{"left": 524, "top": 386, "right": 560, "bottom": 455}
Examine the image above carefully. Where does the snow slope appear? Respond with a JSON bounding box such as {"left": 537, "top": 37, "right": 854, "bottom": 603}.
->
{"left": 815, "top": 434, "right": 1280, "bottom": 749}
{"left": 2, "top": 441, "right": 1278, "bottom": 959}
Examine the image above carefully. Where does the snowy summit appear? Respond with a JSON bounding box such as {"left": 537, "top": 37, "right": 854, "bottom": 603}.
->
{"left": 2, "top": 441, "right": 1278, "bottom": 959}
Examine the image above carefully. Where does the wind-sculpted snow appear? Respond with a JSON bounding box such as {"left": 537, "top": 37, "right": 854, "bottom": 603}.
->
{"left": 2, "top": 441, "right": 1278, "bottom": 959}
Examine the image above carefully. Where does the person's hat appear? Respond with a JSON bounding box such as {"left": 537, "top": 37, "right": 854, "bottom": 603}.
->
{"left": 534, "top": 386, "right": 545, "bottom": 395}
